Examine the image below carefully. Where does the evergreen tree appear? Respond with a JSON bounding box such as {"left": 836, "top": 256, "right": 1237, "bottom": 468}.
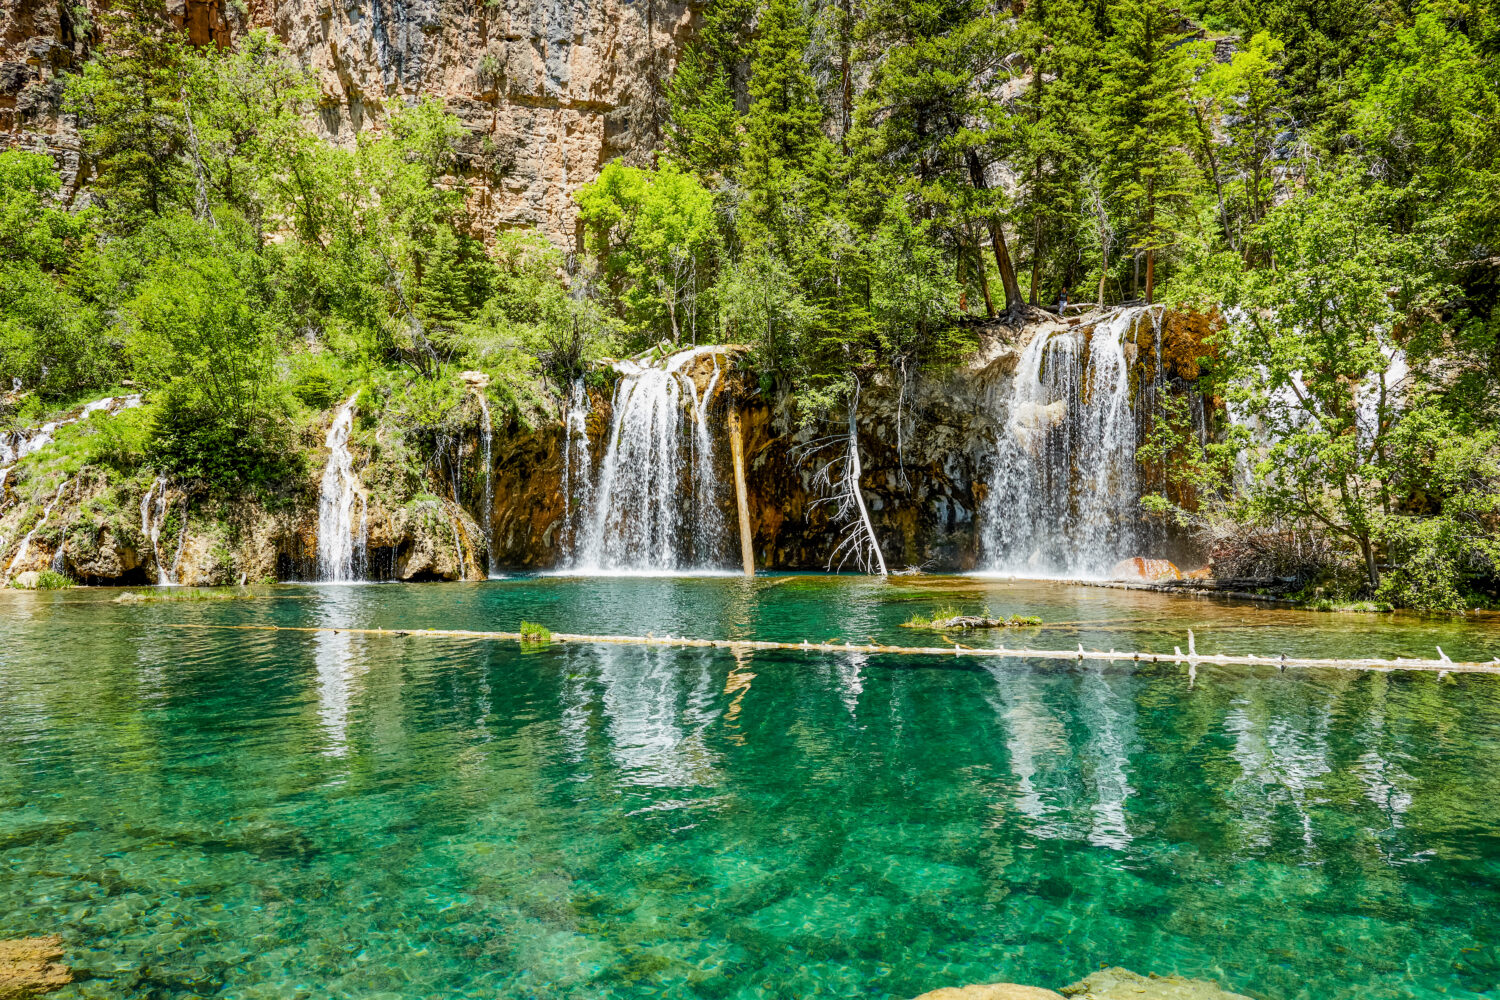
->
{"left": 64, "top": 0, "right": 192, "bottom": 219}
{"left": 1098, "top": 0, "right": 1199, "bottom": 302}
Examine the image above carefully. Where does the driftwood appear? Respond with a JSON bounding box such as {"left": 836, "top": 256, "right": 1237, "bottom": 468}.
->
{"left": 95, "top": 621, "right": 1500, "bottom": 676}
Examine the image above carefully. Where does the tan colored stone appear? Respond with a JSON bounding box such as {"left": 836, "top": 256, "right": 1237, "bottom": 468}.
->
{"left": 0, "top": 935, "right": 71, "bottom": 999}
{"left": 911, "top": 985, "right": 1065, "bottom": 1000}
{"left": 1061, "top": 967, "right": 1254, "bottom": 1000}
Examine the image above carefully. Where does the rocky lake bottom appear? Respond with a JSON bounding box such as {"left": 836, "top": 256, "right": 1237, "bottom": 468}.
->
{"left": 3, "top": 576, "right": 1499, "bottom": 1000}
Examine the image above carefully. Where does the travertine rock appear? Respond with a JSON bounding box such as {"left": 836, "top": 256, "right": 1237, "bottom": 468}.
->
{"left": 0, "top": 935, "right": 71, "bottom": 999}
{"left": 1061, "top": 967, "right": 1255, "bottom": 1000}
{"left": 911, "top": 984, "right": 1065, "bottom": 1000}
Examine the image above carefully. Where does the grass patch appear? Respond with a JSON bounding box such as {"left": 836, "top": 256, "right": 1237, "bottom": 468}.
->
{"left": 113, "top": 589, "right": 249, "bottom": 603}
{"left": 9, "top": 569, "right": 72, "bottom": 590}
{"left": 903, "top": 608, "right": 1044, "bottom": 630}
{"left": 519, "top": 620, "right": 552, "bottom": 642}
{"left": 1299, "top": 598, "right": 1394, "bottom": 613}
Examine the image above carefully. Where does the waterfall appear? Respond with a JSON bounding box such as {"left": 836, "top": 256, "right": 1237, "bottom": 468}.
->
{"left": 561, "top": 378, "right": 593, "bottom": 559}
{"left": 140, "top": 476, "right": 175, "bottom": 585}
{"left": 981, "top": 307, "right": 1153, "bottom": 578}
{"left": 571, "top": 348, "right": 733, "bottom": 573}
{"left": 5, "top": 478, "right": 72, "bottom": 579}
{"left": 316, "top": 393, "right": 364, "bottom": 582}
{"left": 476, "top": 391, "right": 497, "bottom": 578}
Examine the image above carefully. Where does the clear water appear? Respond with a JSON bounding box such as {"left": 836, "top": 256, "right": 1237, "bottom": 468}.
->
{"left": 3, "top": 578, "right": 1500, "bottom": 1000}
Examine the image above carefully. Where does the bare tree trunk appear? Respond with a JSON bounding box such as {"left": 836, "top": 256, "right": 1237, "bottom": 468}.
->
{"left": 846, "top": 390, "right": 887, "bottom": 577}
{"left": 1145, "top": 247, "right": 1155, "bottom": 304}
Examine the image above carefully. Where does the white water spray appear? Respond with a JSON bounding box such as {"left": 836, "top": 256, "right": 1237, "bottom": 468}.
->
{"left": 317, "top": 393, "right": 364, "bottom": 582}
{"left": 572, "top": 348, "right": 732, "bottom": 572}
{"left": 982, "top": 307, "right": 1154, "bottom": 577}
{"left": 476, "top": 391, "right": 497, "bottom": 578}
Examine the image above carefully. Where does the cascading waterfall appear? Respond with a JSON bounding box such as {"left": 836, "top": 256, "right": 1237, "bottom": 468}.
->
{"left": 981, "top": 307, "right": 1155, "bottom": 578}
{"left": 316, "top": 393, "right": 364, "bottom": 582}
{"left": 571, "top": 348, "right": 732, "bottom": 573}
{"left": 476, "top": 391, "right": 497, "bottom": 578}
{"left": 561, "top": 379, "right": 594, "bottom": 557}
{"left": 139, "top": 476, "right": 176, "bottom": 585}
{"left": 5, "top": 478, "right": 72, "bottom": 579}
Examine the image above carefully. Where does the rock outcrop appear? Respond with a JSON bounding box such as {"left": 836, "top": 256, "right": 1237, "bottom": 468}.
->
{"left": 911, "top": 985, "right": 1066, "bottom": 1000}
{"left": 1061, "top": 968, "right": 1255, "bottom": 1000}
{"left": 0, "top": 935, "right": 70, "bottom": 999}
{"left": 1, "top": 0, "right": 693, "bottom": 242}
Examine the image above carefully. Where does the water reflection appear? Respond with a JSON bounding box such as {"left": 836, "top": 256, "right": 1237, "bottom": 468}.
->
{"left": 312, "top": 587, "right": 369, "bottom": 758}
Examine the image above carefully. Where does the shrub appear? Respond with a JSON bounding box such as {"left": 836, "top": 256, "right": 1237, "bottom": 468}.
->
{"left": 519, "top": 620, "right": 552, "bottom": 642}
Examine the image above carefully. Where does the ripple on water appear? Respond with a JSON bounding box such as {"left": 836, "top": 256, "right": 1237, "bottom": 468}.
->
{"left": 1, "top": 579, "right": 1499, "bottom": 999}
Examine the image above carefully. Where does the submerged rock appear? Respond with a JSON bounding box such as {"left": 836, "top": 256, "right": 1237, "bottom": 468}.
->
{"left": 1061, "top": 967, "right": 1254, "bottom": 1000}
{"left": 0, "top": 935, "right": 71, "bottom": 998}
{"left": 911, "top": 985, "right": 1064, "bottom": 1000}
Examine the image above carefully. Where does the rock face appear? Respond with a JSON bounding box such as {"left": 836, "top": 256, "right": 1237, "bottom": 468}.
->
{"left": 1, "top": 0, "right": 692, "bottom": 242}
{"left": 1061, "top": 968, "right": 1256, "bottom": 1000}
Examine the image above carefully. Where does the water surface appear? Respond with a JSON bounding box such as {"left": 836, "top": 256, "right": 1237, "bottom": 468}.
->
{"left": 3, "top": 577, "right": 1499, "bottom": 1000}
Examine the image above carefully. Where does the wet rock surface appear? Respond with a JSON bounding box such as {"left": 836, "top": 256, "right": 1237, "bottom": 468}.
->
{"left": 0, "top": 935, "right": 71, "bottom": 998}
{"left": 912, "top": 985, "right": 1066, "bottom": 1000}
{"left": 1061, "top": 968, "right": 1255, "bottom": 1000}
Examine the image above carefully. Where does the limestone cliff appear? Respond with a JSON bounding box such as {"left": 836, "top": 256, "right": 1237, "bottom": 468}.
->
{"left": 0, "top": 0, "right": 692, "bottom": 241}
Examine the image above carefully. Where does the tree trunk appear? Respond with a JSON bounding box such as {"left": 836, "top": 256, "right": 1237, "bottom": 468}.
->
{"left": 1361, "top": 536, "right": 1380, "bottom": 591}
{"left": 965, "top": 150, "right": 1023, "bottom": 312}
{"left": 846, "top": 394, "right": 888, "bottom": 577}
{"left": 728, "top": 407, "right": 755, "bottom": 578}
{"left": 1030, "top": 211, "right": 1042, "bottom": 307}
{"left": 977, "top": 239, "right": 996, "bottom": 319}
{"left": 1145, "top": 247, "right": 1155, "bottom": 304}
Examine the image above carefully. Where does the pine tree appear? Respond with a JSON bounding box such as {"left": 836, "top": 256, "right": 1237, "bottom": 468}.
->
{"left": 1013, "top": 0, "right": 1100, "bottom": 305}
{"left": 64, "top": 0, "right": 192, "bottom": 219}
{"left": 1098, "top": 0, "right": 1199, "bottom": 302}
{"left": 739, "top": 0, "right": 834, "bottom": 245}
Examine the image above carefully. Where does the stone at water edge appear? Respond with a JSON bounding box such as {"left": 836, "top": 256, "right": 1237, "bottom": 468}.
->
{"left": 0, "top": 935, "right": 71, "bottom": 999}
{"left": 1109, "top": 557, "right": 1182, "bottom": 583}
{"left": 910, "top": 985, "right": 1066, "bottom": 1000}
{"left": 7, "top": 571, "right": 42, "bottom": 590}
{"left": 1061, "top": 967, "right": 1254, "bottom": 999}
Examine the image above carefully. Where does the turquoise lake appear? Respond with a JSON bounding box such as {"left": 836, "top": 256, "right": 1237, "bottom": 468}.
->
{"left": 3, "top": 576, "right": 1500, "bottom": 999}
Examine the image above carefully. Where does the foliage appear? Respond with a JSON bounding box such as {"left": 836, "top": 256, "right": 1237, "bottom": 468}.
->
{"left": 519, "top": 620, "right": 552, "bottom": 642}
{"left": 9, "top": 569, "right": 73, "bottom": 590}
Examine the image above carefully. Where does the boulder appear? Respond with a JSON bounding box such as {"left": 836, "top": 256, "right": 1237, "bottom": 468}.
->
{"left": 1110, "top": 557, "right": 1182, "bottom": 582}
{"left": 912, "top": 985, "right": 1065, "bottom": 1000}
{"left": 0, "top": 935, "right": 71, "bottom": 998}
{"left": 1061, "top": 967, "right": 1254, "bottom": 1000}
{"left": 7, "top": 571, "right": 41, "bottom": 590}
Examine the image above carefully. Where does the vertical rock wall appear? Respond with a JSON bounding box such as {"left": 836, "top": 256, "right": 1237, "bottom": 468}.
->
{"left": 0, "top": 0, "right": 693, "bottom": 241}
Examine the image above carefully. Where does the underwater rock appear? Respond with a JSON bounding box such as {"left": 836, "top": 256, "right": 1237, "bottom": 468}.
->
{"left": 1110, "top": 557, "right": 1182, "bottom": 582}
{"left": 1061, "top": 968, "right": 1253, "bottom": 1000}
{"left": 0, "top": 935, "right": 71, "bottom": 998}
{"left": 911, "top": 984, "right": 1064, "bottom": 1000}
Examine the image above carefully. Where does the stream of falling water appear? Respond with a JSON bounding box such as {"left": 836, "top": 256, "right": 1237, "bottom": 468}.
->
{"left": 476, "top": 392, "right": 497, "bottom": 578}
{"left": 5, "top": 478, "right": 72, "bottom": 580}
{"left": 571, "top": 349, "right": 731, "bottom": 573}
{"left": 317, "top": 394, "right": 363, "bottom": 582}
{"left": 139, "top": 476, "right": 176, "bottom": 585}
{"left": 981, "top": 307, "right": 1156, "bottom": 578}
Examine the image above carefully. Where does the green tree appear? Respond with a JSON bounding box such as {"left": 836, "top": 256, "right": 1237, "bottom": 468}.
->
{"left": 1099, "top": 0, "right": 1201, "bottom": 302}
{"left": 64, "top": 0, "right": 191, "bottom": 219}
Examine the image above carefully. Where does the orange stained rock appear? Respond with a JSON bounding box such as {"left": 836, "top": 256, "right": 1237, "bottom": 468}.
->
{"left": 1110, "top": 557, "right": 1183, "bottom": 582}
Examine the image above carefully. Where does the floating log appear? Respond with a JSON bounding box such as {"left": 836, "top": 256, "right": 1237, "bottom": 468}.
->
{"left": 111, "top": 622, "right": 1500, "bottom": 676}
